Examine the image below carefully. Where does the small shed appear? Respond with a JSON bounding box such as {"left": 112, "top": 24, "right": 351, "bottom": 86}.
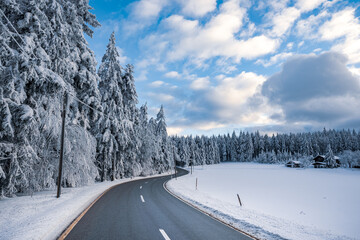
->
{"left": 286, "top": 160, "right": 303, "bottom": 168}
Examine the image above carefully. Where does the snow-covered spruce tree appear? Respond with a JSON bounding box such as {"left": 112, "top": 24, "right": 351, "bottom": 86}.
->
{"left": 96, "top": 32, "right": 125, "bottom": 181}
{"left": 120, "top": 64, "right": 142, "bottom": 177}
{"left": 0, "top": 1, "right": 45, "bottom": 195}
{"left": 138, "top": 103, "right": 155, "bottom": 175}
{"left": 155, "top": 105, "right": 172, "bottom": 172}
{"left": 0, "top": 0, "right": 100, "bottom": 195}
{"left": 325, "top": 144, "right": 337, "bottom": 168}
{"left": 176, "top": 136, "right": 190, "bottom": 166}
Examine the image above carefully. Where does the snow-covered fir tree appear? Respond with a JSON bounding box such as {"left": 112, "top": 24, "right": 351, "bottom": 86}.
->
{"left": 325, "top": 144, "right": 337, "bottom": 168}
{"left": 96, "top": 32, "right": 125, "bottom": 181}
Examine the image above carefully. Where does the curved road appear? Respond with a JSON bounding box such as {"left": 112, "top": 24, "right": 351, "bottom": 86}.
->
{"left": 64, "top": 168, "right": 253, "bottom": 240}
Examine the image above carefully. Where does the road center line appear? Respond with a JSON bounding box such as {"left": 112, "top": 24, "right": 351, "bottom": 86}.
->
{"left": 140, "top": 195, "right": 145, "bottom": 203}
{"left": 159, "top": 229, "right": 171, "bottom": 240}
{"left": 140, "top": 186, "right": 142, "bottom": 189}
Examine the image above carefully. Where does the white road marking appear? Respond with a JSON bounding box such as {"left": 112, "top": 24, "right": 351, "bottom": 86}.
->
{"left": 159, "top": 229, "right": 171, "bottom": 240}
{"left": 145, "top": 181, "right": 148, "bottom": 184}
{"left": 140, "top": 186, "right": 142, "bottom": 189}
{"left": 140, "top": 195, "right": 145, "bottom": 203}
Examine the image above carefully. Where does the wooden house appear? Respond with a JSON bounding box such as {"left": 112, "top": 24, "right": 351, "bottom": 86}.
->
{"left": 312, "top": 155, "right": 340, "bottom": 168}
{"left": 286, "top": 160, "right": 303, "bottom": 168}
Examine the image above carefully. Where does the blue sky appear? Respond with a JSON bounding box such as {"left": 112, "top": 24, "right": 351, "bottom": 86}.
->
{"left": 86, "top": 0, "right": 360, "bottom": 136}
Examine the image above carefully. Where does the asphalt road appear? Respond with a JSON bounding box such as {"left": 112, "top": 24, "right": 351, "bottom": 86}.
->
{"left": 64, "top": 168, "right": 253, "bottom": 240}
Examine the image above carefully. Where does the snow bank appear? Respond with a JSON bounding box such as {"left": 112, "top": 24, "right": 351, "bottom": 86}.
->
{"left": 167, "top": 163, "right": 360, "bottom": 240}
{"left": 0, "top": 172, "right": 171, "bottom": 240}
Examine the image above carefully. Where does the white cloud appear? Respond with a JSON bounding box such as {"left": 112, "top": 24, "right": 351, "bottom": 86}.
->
{"left": 286, "top": 42, "right": 294, "bottom": 49}
{"left": 132, "top": 0, "right": 167, "bottom": 19}
{"left": 123, "top": 0, "right": 168, "bottom": 34}
{"left": 256, "top": 52, "right": 293, "bottom": 67}
{"left": 176, "top": 0, "right": 216, "bottom": 17}
{"left": 190, "top": 77, "right": 210, "bottom": 90}
{"left": 296, "top": 0, "right": 326, "bottom": 12}
{"left": 319, "top": 8, "right": 360, "bottom": 63}
{"left": 320, "top": 8, "right": 360, "bottom": 40}
{"left": 270, "top": 7, "right": 301, "bottom": 37}
{"left": 149, "top": 81, "right": 165, "bottom": 87}
{"left": 296, "top": 10, "right": 329, "bottom": 39}
{"left": 200, "top": 71, "right": 279, "bottom": 125}
{"left": 267, "top": 0, "right": 291, "bottom": 12}
{"left": 208, "top": 71, "right": 266, "bottom": 108}
{"left": 267, "top": 0, "right": 327, "bottom": 37}
{"left": 164, "top": 71, "right": 181, "bottom": 78}
{"left": 158, "top": 1, "right": 279, "bottom": 64}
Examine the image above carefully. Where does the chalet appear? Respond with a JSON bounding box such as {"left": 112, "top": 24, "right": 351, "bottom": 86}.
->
{"left": 286, "top": 160, "right": 303, "bottom": 168}
{"left": 312, "top": 155, "right": 340, "bottom": 168}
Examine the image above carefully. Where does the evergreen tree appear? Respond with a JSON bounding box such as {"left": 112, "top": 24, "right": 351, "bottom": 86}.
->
{"left": 96, "top": 32, "right": 125, "bottom": 181}
{"left": 325, "top": 144, "right": 337, "bottom": 168}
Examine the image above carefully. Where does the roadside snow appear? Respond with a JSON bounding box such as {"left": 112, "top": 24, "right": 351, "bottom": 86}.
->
{"left": 167, "top": 163, "right": 360, "bottom": 240}
{"left": 0, "top": 172, "right": 171, "bottom": 240}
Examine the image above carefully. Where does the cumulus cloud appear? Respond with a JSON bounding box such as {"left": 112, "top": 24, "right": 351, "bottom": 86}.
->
{"left": 319, "top": 8, "right": 360, "bottom": 64}
{"left": 178, "top": 71, "right": 280, "bottom": 128}
{"left": 176, "top": 0, "right": 216, "bottom": 17}
{"left": 262, "top": 52, "right": 360, "bottom": 127}
{"left": 132, "top": 0, "right": 168, "bottom": 19}
{"left": 270, "top": 7, "right": 301, "bottom": 37}
{"left": 149, "top": 80, "right": 165, "bottom": 87}
{"left": 123, "top": 0, "right": 168, "bottom": 34}
{"left": 156, "top": 0, "right": 279, "bottom": 64}
{"left": 164, "top": 71, "right": 181, "bottom": 78}
{"left": 296, "top": 10, "right": 329, "bottom": 39}
{"left": 264, "top": 0, "right": 326, "bottom": 38}
{"left": 295, "top": 0, "right": 327, "bottom": 12}
{"left": 190, "top": 77, "right": 210, "bottom": 90}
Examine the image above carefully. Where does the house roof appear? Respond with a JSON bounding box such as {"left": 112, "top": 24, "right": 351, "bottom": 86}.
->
{"left": 286, "top": 160, "right": 301, "bottom": 164}
{"left": 313, "top": 155, "right": 340, "bottom": 160}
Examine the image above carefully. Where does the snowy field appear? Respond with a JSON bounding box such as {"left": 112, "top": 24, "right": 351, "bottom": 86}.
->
{"left": 0, "top": 172, "right": 171, "bottom": 240}
{"left": 167, "top": 163, "right": 360, "bottom": 240}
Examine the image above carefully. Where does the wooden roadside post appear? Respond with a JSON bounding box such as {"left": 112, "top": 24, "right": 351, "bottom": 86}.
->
{"left": 237, "top": 194, "right": 242, "bottom": 207}
{"left": 196, "top": 178, "right": 198, "bottom": 190}
{"left": 57, "top": 92, "right": 68, "bottom": 198}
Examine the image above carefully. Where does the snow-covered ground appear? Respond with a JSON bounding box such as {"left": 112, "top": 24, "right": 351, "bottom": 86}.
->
{"left": 167, "top": 163, "right": 360, "bottom": 240}
{"left": 0, "top": 172, "right": 171, "bottom": 240}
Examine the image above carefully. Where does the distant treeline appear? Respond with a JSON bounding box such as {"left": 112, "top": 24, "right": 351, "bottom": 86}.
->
{"left": 171, "top": 128, "right": 360, "bottom": 168}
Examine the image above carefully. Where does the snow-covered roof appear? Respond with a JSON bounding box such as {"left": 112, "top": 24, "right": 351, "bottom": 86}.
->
{"left": 286, "top": 160, "right": 302, "bottom": 165}
{"left": 313, "top": 155, "right": 339, "bottom": 160}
